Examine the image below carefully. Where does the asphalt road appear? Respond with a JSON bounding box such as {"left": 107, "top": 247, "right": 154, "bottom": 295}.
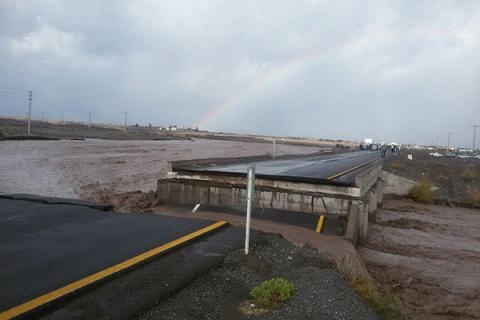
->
{"left": 42, "top": 227, "right": 261, "bottom": 320}
{"left": 190, "top": 151, "right": 381, "bottom": 185}
{"left": 0, "top": 197, "right": 221, "bottom": 315}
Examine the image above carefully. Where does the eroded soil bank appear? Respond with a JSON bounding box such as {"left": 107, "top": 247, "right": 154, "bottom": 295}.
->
{"left": 359, "top": 200, "right": 480, "bottom": 320}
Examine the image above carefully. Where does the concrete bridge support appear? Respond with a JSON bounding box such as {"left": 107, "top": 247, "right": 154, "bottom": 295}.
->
{"left": 344, "top": 203, "right": 359, "bottom": 245}
{"left": 358, "top": 201, "right": 369, "bottom": 239}
{"left": 368, "top": 190, "right": 377, "bottom": 223}
{"left": 376, "top": 179, "right": 384, "bottom": 208}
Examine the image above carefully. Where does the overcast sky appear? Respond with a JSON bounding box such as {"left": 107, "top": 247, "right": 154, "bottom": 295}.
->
{"left": 1, "top": 1, "right": 479, "bottom": 146}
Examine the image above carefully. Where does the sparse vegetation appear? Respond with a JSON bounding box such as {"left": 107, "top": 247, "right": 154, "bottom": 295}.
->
{"left": 437, "top": 174, "right": 450, "bottom": 186}
{"left": 336, "top": 257, "right": 404, "bottom": 320}
{"left": 461, "top": 167, "right": 479, "bottom": 182}
{"left": 408, "top": 178, "right": 433, "bottom": 204}
{"left": 466, "top": 186, "right": 480, "bottom": 207}
{"left": 250, "top": 277, "right": 294, "bottom": 308}
{"left": 384, "top": 150, "right": 480, "bottom": 207}
{"left": 390, "top": 161, "right": 405, "bottom": 171}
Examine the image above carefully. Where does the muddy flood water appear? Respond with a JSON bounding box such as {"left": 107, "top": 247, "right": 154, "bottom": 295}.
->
{"left": 0, "top": 139, "right": 316, "bottom": 198}
{"left": 360, "top": 200, "right": 480, "bottom": 320}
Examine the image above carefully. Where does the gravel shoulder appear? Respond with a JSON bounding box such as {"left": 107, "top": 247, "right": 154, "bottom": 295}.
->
{"left": 140, "top": 234, "right": 378, "bottom": 320}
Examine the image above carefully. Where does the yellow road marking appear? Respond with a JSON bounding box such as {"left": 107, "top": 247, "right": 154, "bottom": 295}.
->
{"left": 0, "top": 220, "right": 228, "bottom": 320}
{"left": 326, "top": 158, "right": 378, "bottom": 181}
{"left": 315, "top": 215, "right": 325, "bottom": 233}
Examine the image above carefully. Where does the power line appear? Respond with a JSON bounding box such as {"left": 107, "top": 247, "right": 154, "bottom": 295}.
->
{"left": 0, "top": 90, "right": 27, "bottom": 97}
{"left": 0, "top": 90, "right": 25, "bottom": 96}
{"left": 0, "top": 95, "right": 25, "bottom": 100}
{"left": 0, "top": 86, "right": 25, "bottom": 93}
{"left": 0, "top": 84, "right": 24, "bottom": 89}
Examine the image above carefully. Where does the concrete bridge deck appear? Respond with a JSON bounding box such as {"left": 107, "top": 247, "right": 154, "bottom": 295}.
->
{"left": 157, "top": 151, "right": 385, "bottom": 245}
{"left": 181, "top": 151, "right": 381, "bottom": 186}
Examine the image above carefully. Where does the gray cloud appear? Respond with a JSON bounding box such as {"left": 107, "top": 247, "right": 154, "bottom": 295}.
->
{"left": 0, "top": 0, "right": 479, "bottom": 146}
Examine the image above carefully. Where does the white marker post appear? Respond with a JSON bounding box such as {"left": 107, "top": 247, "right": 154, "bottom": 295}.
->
{"left": 245, "top": 165, "right": 255, "bottom": 255}
{"left": 273, "top": 138, "right": 276, "bottom": 158}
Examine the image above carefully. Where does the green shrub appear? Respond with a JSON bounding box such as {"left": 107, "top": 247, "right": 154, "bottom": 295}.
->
{"left": 250, "top": 278, "right": 294, "bottom": 308}
{"left": 408, "top": 178, "right": 433, "bottom": 204}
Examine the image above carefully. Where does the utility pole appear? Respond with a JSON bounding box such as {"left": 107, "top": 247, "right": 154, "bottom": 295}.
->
{"left": 27, "top": 90, "right": 32, "bottom": 136}
{"left": 447, "top": 132, "right": 452, "bottom": 150}
{"left": 472, "top": 124, "right": 480, "bottom": 152}
{"left": 123, "top": 112, "right": 128, "bottom": 133}
{"left": 61, "top": 107, "right": 64, "bottom": 125}
{"left": 88, "top": 112, "right": 92, "bottom": 128}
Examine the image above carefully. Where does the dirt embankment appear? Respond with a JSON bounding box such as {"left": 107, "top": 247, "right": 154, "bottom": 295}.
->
{"left": 0, "top": 117, "right": 183, "bottom": 140}
{"left": 384, "top": 150, "right": 480, "bottom": 207}
{"left": 359, "top": 200, "right": 480, "bottom": 320}
{"left": 0, "top": 117, "right": 356, "bottom": 150}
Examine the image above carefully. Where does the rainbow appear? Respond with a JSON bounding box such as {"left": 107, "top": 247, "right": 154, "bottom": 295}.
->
{"left": 197, "top": 53, "right": 317, "bottom": 129}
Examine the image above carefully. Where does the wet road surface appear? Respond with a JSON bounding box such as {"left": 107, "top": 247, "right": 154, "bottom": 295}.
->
{"left": 188, "top": 151, "right": 381, "bottom": 185}
{"left": 0, "top": 197, "right": 226, "bottom": 317}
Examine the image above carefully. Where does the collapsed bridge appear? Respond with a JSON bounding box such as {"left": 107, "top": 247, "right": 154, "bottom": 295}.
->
{"left": 157, "top": 151, "right": 384, "bottom": 244}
